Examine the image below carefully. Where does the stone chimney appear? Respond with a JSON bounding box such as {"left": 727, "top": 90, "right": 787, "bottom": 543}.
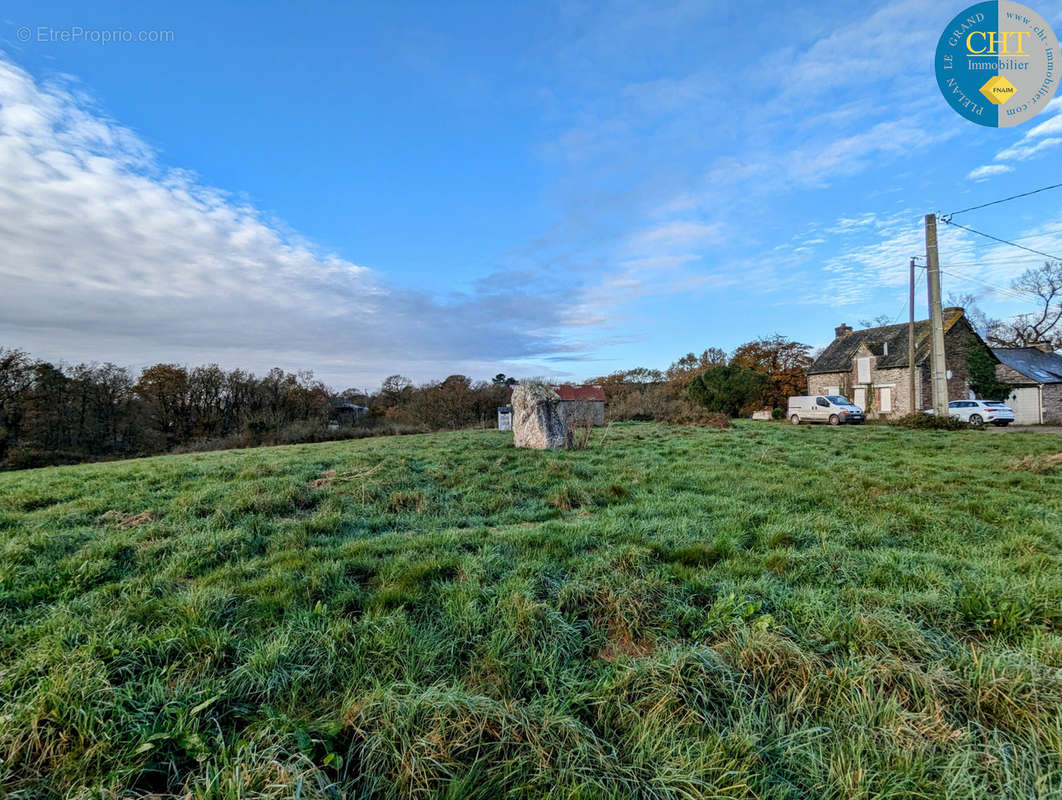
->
{"left": 835, "top": 323, "right": 853, "bottom": 338}
{"left": 1031, "top": 341, "right": 1055, "bottom": 353}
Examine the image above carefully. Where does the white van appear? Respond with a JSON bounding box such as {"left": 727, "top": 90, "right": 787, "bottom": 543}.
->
{"left": 788, "top": 395, "right": 865, "bottom": 425}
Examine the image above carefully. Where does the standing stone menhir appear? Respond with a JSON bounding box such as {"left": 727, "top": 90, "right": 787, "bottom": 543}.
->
{"left": 511, "top": 382, "right": 572, "bottom": 450}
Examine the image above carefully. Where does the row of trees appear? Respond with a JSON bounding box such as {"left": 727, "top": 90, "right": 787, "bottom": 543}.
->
{"left": 0, "top": 334, "right": 809, "bottom": 468}
{"left": 0, "top": 351, "right": 524, "bottom": 470}
{"left": 371, "top": 374, "right": 511, "bottom": 430}
{"left": 589, "top": 336, "right": 814, "bottom": 421}
{"left": 0, "top": 353, "right": 339, "bottom": 469}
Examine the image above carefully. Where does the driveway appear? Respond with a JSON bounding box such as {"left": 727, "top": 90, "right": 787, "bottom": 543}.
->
{"left": 986, "top": 425, "right": 1062, "bottom": 433}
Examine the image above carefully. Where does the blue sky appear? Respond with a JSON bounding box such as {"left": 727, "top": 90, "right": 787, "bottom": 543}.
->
{"left": 1, "top": 0, "right": 1060, "bottom": 389}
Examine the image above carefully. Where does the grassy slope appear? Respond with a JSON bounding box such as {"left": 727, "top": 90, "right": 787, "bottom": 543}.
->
{"left": 0, "top": 422, "right": 1060, "bottom": 799}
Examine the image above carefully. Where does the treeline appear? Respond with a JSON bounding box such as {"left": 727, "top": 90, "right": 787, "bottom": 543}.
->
{"left": 0, "top": 334, "right": 811, "bottom": 470}
{"left": 591, "top": 335, "right": 813, "bottom": 421}
{"left": 0, "top": 350, "right": 512, "bottom": 470}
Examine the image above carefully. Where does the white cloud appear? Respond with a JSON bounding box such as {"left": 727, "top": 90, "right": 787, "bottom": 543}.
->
{"left": 989, "top": 99, "right": 1062, "bottom": 164}
{"left": 0, "top": 56, "right": 592, "bottom": 387}
{"left": 967, "top": 163, "right": 1014, "bottom": 181}
{"left": 995, "top": 137, "right": 1062, "bottom": 161}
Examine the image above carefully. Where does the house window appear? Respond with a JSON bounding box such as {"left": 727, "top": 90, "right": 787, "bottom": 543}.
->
{"left": 880, "top": 386, "right": 892, "bottom": 413}
{"left": 856, "top": 357, "right": 871, "bottom": 384}
{"left": 825, "top": 385, "right": 839, "bottom": 396}
{"left": 853, "top": 387, "right": 866, "bottom": 408}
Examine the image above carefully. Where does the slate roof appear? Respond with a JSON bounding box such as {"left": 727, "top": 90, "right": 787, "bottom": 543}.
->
{"left": 808, "top": 308, "right": 966, "bottom": 375}
{"left": 992, "top": 347, "right": 1062, "bottom": 384}
{"left": 556, "top": 385, "right": 606, "bottom": 402}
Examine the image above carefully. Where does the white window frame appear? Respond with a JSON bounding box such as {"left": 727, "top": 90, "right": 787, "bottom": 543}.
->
{"left": 856, "top": 357, "right": 871, "bottom": 384}
{"left": 880, "top": 386, "right": 893, "bottom": 413}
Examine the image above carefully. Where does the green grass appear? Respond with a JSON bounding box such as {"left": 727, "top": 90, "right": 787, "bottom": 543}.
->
{"left": 0, "top": 422, "right": 1060, "bottom": 798}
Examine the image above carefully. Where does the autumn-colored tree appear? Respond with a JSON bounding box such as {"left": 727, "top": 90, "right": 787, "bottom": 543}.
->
{"left": 135, "top": 364, "right": 192, "bottom": 444}
{"left": 375, "top": 374, "right": 413, "bottom": 416}
{"left": 665, "top": 348, "right": 727, "bottom": 384}
{"left": 730, "top": 335, "right": 813, "bottom": 409}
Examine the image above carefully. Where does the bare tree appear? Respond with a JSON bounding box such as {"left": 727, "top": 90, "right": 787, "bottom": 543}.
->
{"left": 857, "top": 314, "right": 894, "bottom": 328}
{"left": 987, "top": 261, "right": 1062, "bottom": 349}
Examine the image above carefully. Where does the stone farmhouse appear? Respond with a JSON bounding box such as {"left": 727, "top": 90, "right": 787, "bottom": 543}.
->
{"left": 806, "top": 308, "right": 993, "bottom": 420}
{"left": 993, "top": 345, "right": 1062, "bottom": 424}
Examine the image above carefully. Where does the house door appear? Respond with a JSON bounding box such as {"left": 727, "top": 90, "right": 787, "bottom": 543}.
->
{"left": 853, "top": 387, "right": 866, "bottom": 410}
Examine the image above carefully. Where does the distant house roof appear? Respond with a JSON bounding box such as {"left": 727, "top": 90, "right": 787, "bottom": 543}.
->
{"left": 331, "top": 401, "right": 368, "bottom": 411}
{"left": 808, "top": 308, "right": 967, "bottom": 375}
{"left": 556, "top": 385, "right": 606, "bottom": 402}
{"left": 993, "top": 347, "right": 1062, "bottom": 384}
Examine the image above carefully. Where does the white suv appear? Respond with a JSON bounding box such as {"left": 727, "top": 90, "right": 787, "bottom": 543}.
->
{"left": 937, "top": 399, "right": 1015, "bottom": 427}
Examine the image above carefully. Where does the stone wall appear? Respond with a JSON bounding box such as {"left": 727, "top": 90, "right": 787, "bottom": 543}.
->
{"left": 808, "top": 365, "right": 918, "bottom": 419}
{"left": 941, "top": 317, "right": 983, "bottom": 403}
{"left": 996, "top": 363, "right": 1033, "bottom": 386}
{"left": 1044, "top": 384, "right": 1062, "bottom": 424}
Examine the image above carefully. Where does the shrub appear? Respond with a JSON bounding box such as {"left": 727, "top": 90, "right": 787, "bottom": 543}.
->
{"left": 688, "top": 365, "right": 767, "bottom": 418}
{"left": 569, "top": 421, "right": 594, "bottom": 450}
{"left": 890, "top": 412, "right": 969, "bottom": 430}
{"left": 771, "top": 407, "right": 784, "bottom": 420}
{"left": 967, "top": 346, "right": 1011, "bottom": 401}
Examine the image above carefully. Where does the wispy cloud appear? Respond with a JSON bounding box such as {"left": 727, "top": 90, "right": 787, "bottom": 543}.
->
{"left": 967, "top": 164, "right": 1014, "bottom": 181}
{"left": 967, "top": 99, "right": 1062, "bottom": 177}
{"left": 994, "top": 137, "right": 1062, "bottom": 162}
{"left": 0, "top": 56, "right": 595, "bottom": 386}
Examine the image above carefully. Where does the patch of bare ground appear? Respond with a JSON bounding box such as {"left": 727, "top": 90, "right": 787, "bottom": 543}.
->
{"left": 308, "top": 469, "right": 337, "bottom": 489}
{"left": 99, "top": 510, "right": 157, "bottom": 528}
{"left": 598, "top": 623, "right": 655, "bottom": 662}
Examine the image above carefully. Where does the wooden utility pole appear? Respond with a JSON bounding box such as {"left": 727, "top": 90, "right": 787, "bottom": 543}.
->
{"left": 908, "top": 257, "right": 916, "bottom": 412}
{"left": 924, "top": 214, "right": 948, "bottom": 416}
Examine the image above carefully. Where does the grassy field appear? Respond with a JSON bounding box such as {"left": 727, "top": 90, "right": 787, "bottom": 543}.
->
{"left": 0, "top": 422, "right": 1060, "bottom": 799}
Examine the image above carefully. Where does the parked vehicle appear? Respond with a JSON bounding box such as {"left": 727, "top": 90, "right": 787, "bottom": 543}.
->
{"left": 926, "top": 400, "right": 1015, "bottom": 427}
{"left": 788, "top": 395, "right": 865, "bottom": 425}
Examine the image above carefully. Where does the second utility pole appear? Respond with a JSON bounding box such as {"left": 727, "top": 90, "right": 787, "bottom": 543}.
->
{"left": 924, "top": 214, "right": 948, "bottom": 416}
{"left": 908, "top": 257, "right": 916, "bottom": 412}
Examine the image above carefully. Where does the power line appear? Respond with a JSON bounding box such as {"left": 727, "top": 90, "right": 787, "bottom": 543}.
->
{"left": 890, "top": 268, "right": 923, "bottom": 324}
{"left": 936, "top": 267, "right": 1039, "bottom": 302}
{"left": 935, "top": 256, "right": 1046, "bottom": 268}
{"left": 940, "top": 182, "right": 1062, "bottom": 220}
{"left": 940, "top": 219, "right": 1062, "bottom": 262}
{"left": 913, "top": 258, "right": 1038, "bottom": 302}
